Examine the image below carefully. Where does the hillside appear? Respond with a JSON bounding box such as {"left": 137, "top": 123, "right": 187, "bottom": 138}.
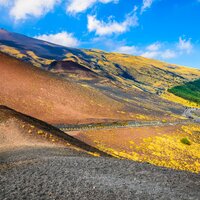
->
{"left": 0, "top": 50, "right": 191, "bottom": 124}
{"left": 0, "top": 51, "right": 134, "bottom": 124}
{"left": 1, "top": 30, "right": 200, "bottom": 123}
{"left": 0, "top": 29, "right": 200, "bottom": 95}
{"left": 0, "top": 30, "right": 200, "bottom": 173}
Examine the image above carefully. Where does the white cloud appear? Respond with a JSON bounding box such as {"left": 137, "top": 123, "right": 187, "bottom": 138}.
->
{"left": 146, "top": 42, "right": 161, "bottom": 51}
{"left": 35, "top": 31, "right": 80, "bottom": 47}
{"left": 141, "top": 42, "right": 177, "bottom": 59}
{"left": 0, "top": 0, "right": 8, "bottom": 6}
{"left": 114, "top": 45, "right": 139, "bottom": 55}
{"left": 140, "top": 37, "right": 194, "bottom": 60}
{"left": 141, "top": 50, "right": 177, "bottom": 59}
{"left": 177, "top": 37, "right": 193, "bottom": 54}
{"left": 141, "top": 49, "right": 177, "bottom": 59}
{"left": 141, "top": 51, "right": 160, "bottom": 59}
{"left": 114, "top": 42, "right": 178, "bottom": 60}
{"left": 10, "top": 0, "right": 59, "bottom": 21}
{"left": 87, "top": 12, "right": 138, "bottom": 36}
{"left": 67, "top": 0, "right": 95, "bottom": 14}
{"left": 161, "top": 49, "right": 177, "bottom": 59}
{"left": 2, "top": 0, "right": 119, "bottom": 20}
{"left": 141, "top": 0, "right": 153, "bottom": 13}
{"left": 111, "top": 36, "right": 194, "bottom": 61}
{"left": 66, "top": 0, "right": 118, "bottom": 14}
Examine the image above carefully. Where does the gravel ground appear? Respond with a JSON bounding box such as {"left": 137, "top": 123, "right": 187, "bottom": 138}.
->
{"left": 1, "top": 147, "right": 200, "bottom": 200}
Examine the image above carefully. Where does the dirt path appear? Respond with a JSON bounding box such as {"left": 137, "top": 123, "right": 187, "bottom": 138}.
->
{"left": 183, "top": 108, "right": 200, "bottom": 122}
{"left": 55, "top": 119, "right": 191, "bottom": 132}
{"left": 55, "top": 108, "right": 200, "bottom": 132}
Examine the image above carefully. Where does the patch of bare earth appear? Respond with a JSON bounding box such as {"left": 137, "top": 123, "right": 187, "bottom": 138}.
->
{"left": 0, "top": 118, "right": 65, "bottom": 152}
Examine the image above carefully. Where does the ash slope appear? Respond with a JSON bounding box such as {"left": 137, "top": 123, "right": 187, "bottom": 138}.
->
{"left": 1, "top": 147, "right": 200, "bottom": 200}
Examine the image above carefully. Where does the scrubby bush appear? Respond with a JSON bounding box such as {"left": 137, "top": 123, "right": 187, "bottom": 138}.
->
{"left": 180, "top": 138, "right": 191, "bottom": 145}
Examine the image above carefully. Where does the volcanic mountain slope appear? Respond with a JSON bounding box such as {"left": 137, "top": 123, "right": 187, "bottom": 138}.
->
{"left": 0, "top": 52, "right": 138, "bottom": 124}
{"left": 0, "top": 29, "right": 200, "bottom": 94}
{"left": 1, "top": 30, "right": 200, "bottom": 175}
{"left": 0, "top": 51, "right": 190, "bottom": 124}
{"left": 1, "top": 30, "right": 200, "bottom": 123}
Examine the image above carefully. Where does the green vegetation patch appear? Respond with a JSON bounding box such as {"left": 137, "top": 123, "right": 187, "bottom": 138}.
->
{"left": 180, "top": 138, "right": 191, "bottom": 145}
{"left": 168, "top": 79, "right": 200, "bottom": 105}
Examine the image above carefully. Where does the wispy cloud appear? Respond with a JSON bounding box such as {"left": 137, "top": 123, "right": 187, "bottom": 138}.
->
{"left": 114, "top": 37, "right": 194, "bottom": 61}
{"left": 0, "top": 0, "right": 8, "bottom": 6}
{"left": 141, "top": 49, "right": 177, "bottom": 59}
{"left": 141, "top": 42, "right": 177, "bottom": 59}
{"left": 114, "top": 45, "right": 139, "bottom": 55}
{"left": 161, "top": 49, "right": 177, "bottom": 59}
{"left": 87, "top": 11, "right": 138, "bottom": 36}
{"left": 146, "top": 42, "right": 161, "bottom": 51}
{"left": 177, "top": 37, "right": 193, "bottom": 54}
{"left": 141, "top": 51, "right": 159, "bottom": 58}
{"left": 141, "top": 0, "right": 154, "bottom": 13}
{"left": 66, "top": 0, "right": 118, "bottom": 14}
{"left": 35, "top": 31, "right": 80, "bottom": 47}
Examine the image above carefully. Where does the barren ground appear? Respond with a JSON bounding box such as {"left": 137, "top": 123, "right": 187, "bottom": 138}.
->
{"left": 1, "top": 147, "right": 200, "bottom": 200}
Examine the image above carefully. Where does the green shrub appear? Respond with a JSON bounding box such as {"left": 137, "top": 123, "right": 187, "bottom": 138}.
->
{"left": 180, "top": 138, "right": 191, "bottom": 145}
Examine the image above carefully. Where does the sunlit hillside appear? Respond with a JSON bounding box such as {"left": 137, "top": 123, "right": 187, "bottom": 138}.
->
{"left": 1, "top": 30, "right": 200, "bottom": 174}
{"left": 1, "top": 1, "right": 200, "bottom": 198}
{"left": 1, "top": 29, "right": 200, "bottom": 95}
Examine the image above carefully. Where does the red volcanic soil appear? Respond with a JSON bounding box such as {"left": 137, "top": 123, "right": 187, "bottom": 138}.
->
{"left": 70, "top": 125, "right": 184, "bottom": 151}
{"left": 0, "top": 106, "right": 67, "bottom": 151}
{"left": 0, "top": 52, "right": 127, "bottom": 124}
{"left": 0, "top": 118, "right": 60, "bottom": 151}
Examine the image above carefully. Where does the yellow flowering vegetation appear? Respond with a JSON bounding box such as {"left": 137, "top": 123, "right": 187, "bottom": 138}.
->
{"left": 87, "top": 152, "right": 100, "bottom": 157}
{"left": 93, "top": 124, "right": 200, "bottom": 173}
{"left": 135, "top": 114, "right": 151, "bottom": 120}
{"left": 0, "top": 45, "right": 25, "bottom": 59}
{"left": 26, "top": 51, "right": 53, "bottom": 67}
{"left": 0, "top": 46, "right": 54, "bottom": 68}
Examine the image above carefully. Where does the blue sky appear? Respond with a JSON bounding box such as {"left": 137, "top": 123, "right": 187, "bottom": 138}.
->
{"left": 0, "top": 0, "right": 200, "bottom": 68}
